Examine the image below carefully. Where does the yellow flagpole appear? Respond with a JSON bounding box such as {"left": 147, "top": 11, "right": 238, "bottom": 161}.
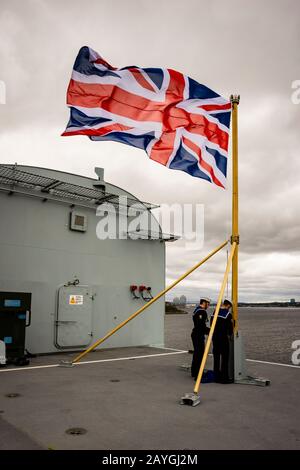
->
{"left": 71, "top": 240, "right": 228, "bottom": 364}
{"left": 230, "top": 94, "right": 240, "bottom": 333}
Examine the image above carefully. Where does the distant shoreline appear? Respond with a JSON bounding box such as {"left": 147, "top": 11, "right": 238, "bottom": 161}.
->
{"left": 236, "top": 304, "right": 300, "bottom": 308}
{"left": 167, "top": 301, "right": 300, "bottom": 309}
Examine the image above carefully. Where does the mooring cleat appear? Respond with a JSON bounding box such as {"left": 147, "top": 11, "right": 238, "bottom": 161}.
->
{"left": 180, "top": 393, "right": 201, "bottom": 407}
{"left": 58, "top": 360, "right": 74, "bottom": 368}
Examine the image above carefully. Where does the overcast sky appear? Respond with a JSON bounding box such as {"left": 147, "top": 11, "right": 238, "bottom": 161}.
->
{"left": 1, "top": 0, "right": 300, "bottom": 302}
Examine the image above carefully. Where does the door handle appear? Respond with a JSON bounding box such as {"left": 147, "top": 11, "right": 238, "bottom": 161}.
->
{"left": 56, "top": 320, "right": 78, "bottom": 325}
{"left": 26, "top": 310, "right": 32, "bottom": 327}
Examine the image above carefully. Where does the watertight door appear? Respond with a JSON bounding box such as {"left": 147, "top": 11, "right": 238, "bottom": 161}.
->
{"left": 55, "top": 285, "right": 93, "bottom": 348}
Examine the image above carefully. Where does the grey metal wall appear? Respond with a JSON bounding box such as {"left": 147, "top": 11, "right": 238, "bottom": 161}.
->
{"left": 0, "top": 167, "right": 165, "bottom": 354}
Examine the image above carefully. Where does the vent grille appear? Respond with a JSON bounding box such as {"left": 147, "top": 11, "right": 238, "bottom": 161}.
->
{"left": 0, "top": 165, "right": 156, "bottom": 210}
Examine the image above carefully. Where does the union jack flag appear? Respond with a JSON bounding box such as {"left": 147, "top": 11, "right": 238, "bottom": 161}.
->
{"left": 62, "top": 46, "right": 231, "bottom": 189}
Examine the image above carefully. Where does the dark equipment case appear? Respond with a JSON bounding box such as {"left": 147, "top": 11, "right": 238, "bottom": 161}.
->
{"left": 0, "top": 291, "right": 31, "bottom": 366}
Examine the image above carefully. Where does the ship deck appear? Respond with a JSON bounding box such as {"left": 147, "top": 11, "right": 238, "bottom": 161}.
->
{"left": 0, "top": 345, "right": 299, "bottom": 450}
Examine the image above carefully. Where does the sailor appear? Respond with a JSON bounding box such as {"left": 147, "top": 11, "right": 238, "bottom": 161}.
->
{"left": 191, "top": 297, "right": 210, "bottom": 379}
{"left": 211, "top": 299, "right": 233, "bottom": 383}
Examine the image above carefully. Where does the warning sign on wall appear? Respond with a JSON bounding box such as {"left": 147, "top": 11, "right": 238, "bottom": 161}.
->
{"left": 69, "top": 294, "right": 84, "bottom": 305}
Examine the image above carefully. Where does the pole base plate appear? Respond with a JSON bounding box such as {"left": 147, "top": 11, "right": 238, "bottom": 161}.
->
{"left": 180, "top": 393, "right": 201, "bottom": 407}
{"left": 179, "top": 364, "right": 191, "bottom": 371}
{"left": 235, "top": 375, "right": 270, "bottom": 386}
{"left": 58, "top": 361, "right": 74, "bottom": 368}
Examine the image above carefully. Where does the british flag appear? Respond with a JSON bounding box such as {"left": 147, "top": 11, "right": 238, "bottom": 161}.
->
{"left": 62, "top": 46, "right": 231, "bottom": 189}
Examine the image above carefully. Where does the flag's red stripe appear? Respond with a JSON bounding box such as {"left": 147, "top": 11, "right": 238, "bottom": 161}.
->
{"left": 187, "top": 114, "right": 229, "bottom": 151}
{"left": 67, "top": 80, "right": 159, "bottom": 110}
{"left": 128, "top": 68, "right": 156, "bottom": 92}
{"left": 199, "top": 103, "right": 231, "bottom": 112}
{"left": 167, "top": 69, "right": 186, "bottom": 101}
{"left": 67, "top": 80, "right": 163, "bottom": 122}
{"left": 67, "top": 78, "right": 189, "bottom": 117}
{"left": 101, "top": 98, "right": 163, "bottom": 124}
{"left": 182, "top": 136, "right": 224, "bottom": 188}
{"left": 62, "top": 122, "right": 131, "bottom": 137}
{"left": 149, "top": 131, "right": 177, "bottom": 165}
{"left": 162, "top": 107, "right": 190, "bottom": 132}
{"left": 94, "top": 57, "right": 117, "bottom": 70}
{"left": 68, "top": 70, "right": 186, "bottom": 112}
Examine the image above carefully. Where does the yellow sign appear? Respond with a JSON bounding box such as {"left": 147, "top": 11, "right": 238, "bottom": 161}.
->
{"left": 69, "top": 294, "right": 83, "bottom": 305}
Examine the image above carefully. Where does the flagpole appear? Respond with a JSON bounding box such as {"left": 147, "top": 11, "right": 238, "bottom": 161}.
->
{"left": 230, "top": 94, "right": 240, "bottom": 333}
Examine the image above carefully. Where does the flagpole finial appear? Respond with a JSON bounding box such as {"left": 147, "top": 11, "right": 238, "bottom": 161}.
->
{"left": 230, "top": 94, "right": 240, "bottom": 104}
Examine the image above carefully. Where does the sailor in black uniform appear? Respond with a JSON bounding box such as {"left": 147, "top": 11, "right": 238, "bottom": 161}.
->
{"left": 211, "top": 299, "right": 233, "bottom": 383}
{"left": 191, "top": 298, "right": 210, "bottom": 379}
